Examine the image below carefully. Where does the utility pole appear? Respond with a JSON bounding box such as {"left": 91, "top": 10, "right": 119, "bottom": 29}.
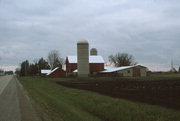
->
{"left": 25, "top": 62, "right": 26, "bottom": 76}
{"left": 171, "top": 60, "right": 173, "bottom": 69}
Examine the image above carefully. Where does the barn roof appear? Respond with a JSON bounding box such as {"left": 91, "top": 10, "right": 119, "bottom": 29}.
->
{"left": 41, "top": 69, "right": 51, "bottom": 74}
{"left": 73, "top": 69, "right": 78, "bottom": 73}
{"left": 101, "top": 65, "right": 146, "bottom": 73}
{"left": 67, "top": 56, "right": 105, "bottom": 63}
{"left": 47, "top": 67, "right": 59, "bottom": 75}
{"left": 102, "top": 66, "right": 133, "bottom": 73}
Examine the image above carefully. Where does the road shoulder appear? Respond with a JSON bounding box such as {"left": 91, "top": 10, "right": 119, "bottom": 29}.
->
{"left": 15, "top": 77, "right": 42, "bottom": 121}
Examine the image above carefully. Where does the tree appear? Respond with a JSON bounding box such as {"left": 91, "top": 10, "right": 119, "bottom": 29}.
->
{"left": 47, "top": 50, "right": 64, "bottom": 70}
{"left": 109, "top": 53, "right": 137, "bottom": 67}
{"left": 0, "top": 69, "right": 4, "bottom": 76}
{"left": 32, "top": 58, "right": 50, "bottom": 75}
{"left": 38, "top": 57, "right": 50, "bottom": 70}
{"left": 0, "top": 69, "right": 4, "bottom": 73}
{"left": 15, "top": 68, "right": 20, "bottom": 75}
{"left": 29, "top": 63, "right": 38, "bottom": 76}
{"left": 20, "top": 60, "right": 29, "bottom": 76}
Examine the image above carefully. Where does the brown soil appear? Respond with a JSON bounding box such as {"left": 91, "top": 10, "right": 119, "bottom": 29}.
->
{"left": 57, "top": 77, "right": 180, "bottom": 110}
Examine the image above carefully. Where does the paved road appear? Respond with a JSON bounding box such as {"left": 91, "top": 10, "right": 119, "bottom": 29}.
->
{"left": 0, "top": 75, "right": 41, "bottom": 121}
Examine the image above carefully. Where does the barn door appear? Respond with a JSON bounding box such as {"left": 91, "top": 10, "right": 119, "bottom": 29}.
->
{"left": 133, "top": 68, "right": 140, "bottom": 76}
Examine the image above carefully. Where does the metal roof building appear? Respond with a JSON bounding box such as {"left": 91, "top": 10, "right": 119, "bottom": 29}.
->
{"left": 100, "top": 65, "right": 147, "bottom": 77}
{"left": 47, "top": 67, "right": 66, "bottom": 78}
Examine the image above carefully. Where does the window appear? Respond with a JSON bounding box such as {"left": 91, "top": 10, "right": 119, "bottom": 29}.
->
{"left": 127, "top": 70, "right": 130, "bottom": 73}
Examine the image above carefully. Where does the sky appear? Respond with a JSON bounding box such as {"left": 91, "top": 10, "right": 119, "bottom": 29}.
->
{"left": 0, "top": 0, "right": 180, "bottom": 71}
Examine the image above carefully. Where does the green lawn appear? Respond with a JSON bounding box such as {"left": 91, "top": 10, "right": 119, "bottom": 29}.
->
{"left": 19, "top": 76, "right": 180, "bottom": 121}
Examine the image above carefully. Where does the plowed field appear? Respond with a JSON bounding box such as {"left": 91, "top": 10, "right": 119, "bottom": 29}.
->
{"left": 57, "top": 77, "right": 180, "bottom": 109}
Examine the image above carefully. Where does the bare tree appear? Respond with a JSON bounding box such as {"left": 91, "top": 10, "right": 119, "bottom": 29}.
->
{"left": 15, "top": 68, "right": 20, "bottom": 75}
{"left": 47, "top": 50, "right": 64, "bottom": 70}
{"left": 109, "top": 53, "right": 137, "bottom": 67}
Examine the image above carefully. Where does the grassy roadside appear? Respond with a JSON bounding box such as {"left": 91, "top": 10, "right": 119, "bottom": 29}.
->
{"left": 19, "top": 76, "right": 180, "bottom": 121}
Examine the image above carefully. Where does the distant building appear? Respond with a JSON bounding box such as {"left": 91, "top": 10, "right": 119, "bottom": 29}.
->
{"left": 5, "top": 71, "right": 13, "bottom": 75}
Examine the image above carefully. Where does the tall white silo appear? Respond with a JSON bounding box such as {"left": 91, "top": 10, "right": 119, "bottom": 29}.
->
{"left": 77, "top": 40, "right": 89, "bottom": 77}
{"left": 90, "top": 48, "right": 98, "bottom": 56}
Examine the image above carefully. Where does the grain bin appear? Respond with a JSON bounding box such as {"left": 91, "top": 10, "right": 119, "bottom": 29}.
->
{"left": 77, "top": 40, "right": 89, "bottom": 77}
{"left": 90, "top": 48, "right": 98, "bottom": 55}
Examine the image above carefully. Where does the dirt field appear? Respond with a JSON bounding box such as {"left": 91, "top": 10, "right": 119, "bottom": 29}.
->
{"left": 57, "top": 77, "right": 180, "bottom": 110}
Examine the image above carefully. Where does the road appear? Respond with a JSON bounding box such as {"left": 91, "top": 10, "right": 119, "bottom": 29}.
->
{"left": 0, "top": 75, "right": 41, "bottom": 121}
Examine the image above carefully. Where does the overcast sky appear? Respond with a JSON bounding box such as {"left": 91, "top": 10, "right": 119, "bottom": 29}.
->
{"left": 0, "top": 0, "right": 180, "bottom": 71}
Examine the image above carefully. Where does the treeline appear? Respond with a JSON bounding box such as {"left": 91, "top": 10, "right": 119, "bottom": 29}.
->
{"left": 19, "top": 58, "right": 49, "bottom": 76}
{"left": 19, "top": 50, "right": 63, "bottom": 76}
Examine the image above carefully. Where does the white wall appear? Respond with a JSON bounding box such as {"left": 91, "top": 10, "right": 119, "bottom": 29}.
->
{"left": 118, "top": 68, "right": 133, "bottom": 77}
{"left": 140, "top": 68, "right": 147, "bottom": 77}
{"left": 117, "top": 67, "right": 147, "bottom": 77}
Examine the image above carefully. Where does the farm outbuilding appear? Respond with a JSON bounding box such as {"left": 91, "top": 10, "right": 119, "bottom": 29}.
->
{"left": 100, "top": 65, "right": 147, "bottom": 77}
{"left": 47, "top": 67, "right": 66, "bottom": 78}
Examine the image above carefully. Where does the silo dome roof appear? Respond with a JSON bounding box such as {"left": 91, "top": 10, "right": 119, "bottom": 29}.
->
{"left": 77, "top": 40, "right": 89, "bottom": 44}
{"left": 91, "top": 48, "right": 97, "bottom": 51}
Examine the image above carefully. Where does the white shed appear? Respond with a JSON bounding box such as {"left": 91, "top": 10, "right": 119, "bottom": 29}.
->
{"left": 100, "top": 65, "right": 147, "bottom": 77}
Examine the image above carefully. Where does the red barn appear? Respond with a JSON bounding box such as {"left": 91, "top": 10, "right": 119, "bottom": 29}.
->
{"left": 47, "top": 67, "right": 66, "bottom": 78}
{"left": 66, "top": 56, "right": 105, "bottom": 76}
{"left": 66, "top": 56, "right": 77, "bottom": 74}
